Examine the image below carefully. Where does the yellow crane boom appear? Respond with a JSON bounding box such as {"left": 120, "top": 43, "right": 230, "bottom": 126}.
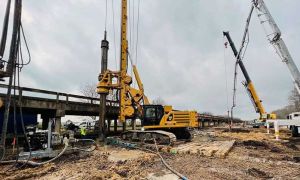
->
{"left": 223, "top": 31, "right": 276, "bottom": 121}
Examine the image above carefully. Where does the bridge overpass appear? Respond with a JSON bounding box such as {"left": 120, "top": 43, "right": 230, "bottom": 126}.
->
{"left": 0, "top": 84, "right": 241, "bottom": 134}
{"left": 0, "top": 84, "right": 119, "bottom": 132}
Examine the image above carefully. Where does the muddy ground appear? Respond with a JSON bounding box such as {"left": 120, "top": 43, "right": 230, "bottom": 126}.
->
{"left": 0, "top": 127, "right": 299, "bottom": 180}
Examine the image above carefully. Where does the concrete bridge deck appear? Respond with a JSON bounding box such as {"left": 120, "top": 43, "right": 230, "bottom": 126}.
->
{"left": 0, "top": 84, "right": 240, "bottom": 133}
{"left": 0, "top": 84, "right": 119, "bottom": 131}
{"left": 0, "top": 84, "right": 119, "bottom": 117}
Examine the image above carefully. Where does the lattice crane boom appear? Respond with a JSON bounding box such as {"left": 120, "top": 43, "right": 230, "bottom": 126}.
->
{"left": 253, "top": 0, "right": 300, "bottom": 94}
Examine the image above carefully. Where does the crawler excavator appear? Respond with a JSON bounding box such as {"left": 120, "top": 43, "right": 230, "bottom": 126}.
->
{"left": 97, "top": 0, "right": 199, "bottom": 144}
{"left": 223, "top": 31, "right": 276, "bottom": 124}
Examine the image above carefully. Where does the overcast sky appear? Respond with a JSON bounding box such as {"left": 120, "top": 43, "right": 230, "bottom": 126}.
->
{"left": 0, "top": 0, "right": 300, "bottom": 120}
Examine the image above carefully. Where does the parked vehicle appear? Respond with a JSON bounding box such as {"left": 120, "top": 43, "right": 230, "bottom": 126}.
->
{"left": 287, "top": 112, "right": 300, "bottom": 137}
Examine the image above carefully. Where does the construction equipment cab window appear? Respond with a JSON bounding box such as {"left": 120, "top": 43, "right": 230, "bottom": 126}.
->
{"left": 142, "top": 105, "right": 164, "bottom": 126}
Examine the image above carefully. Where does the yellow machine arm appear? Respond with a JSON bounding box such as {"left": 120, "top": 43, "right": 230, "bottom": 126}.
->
{"left": 132, "top": 65, "right": 150, "bottom": 105}
{"left": 97, "top": 0, "right": 149, "bottom": 122}
{"left": 98, "top": 0, "right": 200, "bottom": 143}
{"left": 246, "top": 82, "right": 266, "bottom": 116}
{"left": 119, "top": 0, "right": 129, "bottom": 122}
{"left": 223, "top": 31, "right": 276, "bottom": 121}
{"left": 97, "top": 66, "right": 149, "bottom": 122}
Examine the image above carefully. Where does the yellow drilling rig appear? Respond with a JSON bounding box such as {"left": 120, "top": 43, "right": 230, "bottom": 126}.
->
{"left": 97, "top": 0, "right": 199, "bottom": 144}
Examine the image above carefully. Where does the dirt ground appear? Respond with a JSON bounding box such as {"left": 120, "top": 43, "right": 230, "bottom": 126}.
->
{"left": 0, "top": 127, "right": 299, "bottom": 180}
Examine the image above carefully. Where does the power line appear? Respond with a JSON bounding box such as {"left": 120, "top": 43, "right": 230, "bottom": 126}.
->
{"left": 104, "top": 0, "right": 108, "bottom": 31}
{"left": 111, "top": 0, "right": 117, "bottom": 70}
{"left": 128, "top": 0, "right": 132, "bottom": 57}
{"left": 132, "top": 0, "right": 135, "bottom": 56}
{"left": 128, "top": 0, "right": 132, "bottom": 77}
{"left": 135, "top": 0, "right": 141, "bottom": 66}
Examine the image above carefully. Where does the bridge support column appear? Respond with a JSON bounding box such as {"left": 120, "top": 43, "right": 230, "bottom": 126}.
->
{"left": 201, "top": 119, "right": 205, "bottom": 128}
{"left": 122, "top": 120, "right": 126, "bottom": 131}
{"left": 41, "top": 115, "right": 51, "bottom": 130}
{"left": 131, "top": 119, "right": 136, "bottom": 130}
{"left": 55, "top": 117, "right": 61, "bottom": 133}
{"left": 114, "top": 119, "right": 118, "bottom": 133}
{"left": 107, "top": 119, "right": 111, "bottom": 133}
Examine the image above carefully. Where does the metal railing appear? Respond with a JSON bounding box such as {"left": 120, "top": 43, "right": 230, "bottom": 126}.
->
{"left": 0, "top": 84, "right": 119, "bottom": 107}
{"left": 198, "top": 113, "right": 241, "bottom": 123}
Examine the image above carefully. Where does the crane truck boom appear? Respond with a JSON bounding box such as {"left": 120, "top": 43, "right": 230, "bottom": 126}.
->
{"left": 252, "top": 0, "right": 300, "bottom": 136}
{"left": 223, "top": 31, "right": 276, "bottom": 121}
{"left": 253, "top": 0, "right": 300, "bottom": 95}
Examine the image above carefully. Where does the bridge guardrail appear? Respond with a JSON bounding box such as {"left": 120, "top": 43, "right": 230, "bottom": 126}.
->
{"left": 0, "top": 84, "right": 119, "bottom": 107}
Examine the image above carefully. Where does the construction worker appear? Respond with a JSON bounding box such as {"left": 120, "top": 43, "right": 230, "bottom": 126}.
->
{"left": 80, "top": 126, "right": 87, "bottom": 137}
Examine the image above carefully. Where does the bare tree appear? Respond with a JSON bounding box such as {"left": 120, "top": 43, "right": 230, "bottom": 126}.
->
{"left": 152, "top": 97, "right": 166, "bottom": 105}
{"left": 288, "top": 88, "right": 300, "bottom": 111}
{"left": 80, "top": 82, "right": 99, "bottom": 120}
{"left": 271, "top": 88, "right": 300, "bottom": 119}
{"left": 272, "top": 105, "right": 295, "bottom": 119}
{"left": 80, "top": 82, "right": 99, "bottom": 99}
{"left": 202, "top": 112, "right": 213, "bottom": 116}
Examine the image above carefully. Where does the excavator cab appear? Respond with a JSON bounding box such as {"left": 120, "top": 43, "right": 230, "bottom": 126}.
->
{"left": 142, "top": 105, "right": 164, "bottom": 126}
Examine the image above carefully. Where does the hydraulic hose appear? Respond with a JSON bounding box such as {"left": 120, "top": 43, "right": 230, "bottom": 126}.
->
{"left": 133, "top": 139, "right": 188, "bottom": 180}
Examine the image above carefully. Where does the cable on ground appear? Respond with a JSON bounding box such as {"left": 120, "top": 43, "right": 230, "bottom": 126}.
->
{"left": 129, "top": 139, "right": 188, "bottom": 180}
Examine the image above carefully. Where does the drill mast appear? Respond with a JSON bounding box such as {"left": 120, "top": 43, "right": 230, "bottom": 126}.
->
{"left": 97, "top": 0, "right": 148, "bottom": 131}
{"left": 119, "top": 0, "right": 129, "bottom": 122}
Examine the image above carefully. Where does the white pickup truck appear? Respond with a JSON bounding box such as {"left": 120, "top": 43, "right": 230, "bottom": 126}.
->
{"left": 287, "top": 112, "right": 300, "bottom": 137}
{"left": 78, "top": 120, "right": 96, "bottom": 130}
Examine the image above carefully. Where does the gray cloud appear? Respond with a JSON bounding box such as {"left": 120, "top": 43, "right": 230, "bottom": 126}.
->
{"left": 0, "top": 0, "right": 299, "bottom": 120}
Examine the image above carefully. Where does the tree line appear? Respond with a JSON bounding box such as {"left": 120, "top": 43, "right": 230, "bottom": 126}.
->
{"left": 272, "top": 88, "right": 300, "bottom": 119}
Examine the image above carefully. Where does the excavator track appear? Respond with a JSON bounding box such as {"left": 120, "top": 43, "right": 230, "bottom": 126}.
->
{"left": 121, "top": 130, "right": 177, "bottom": 145}
{"left": 169, "top": 128, "right": 194, "bottom": 141}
